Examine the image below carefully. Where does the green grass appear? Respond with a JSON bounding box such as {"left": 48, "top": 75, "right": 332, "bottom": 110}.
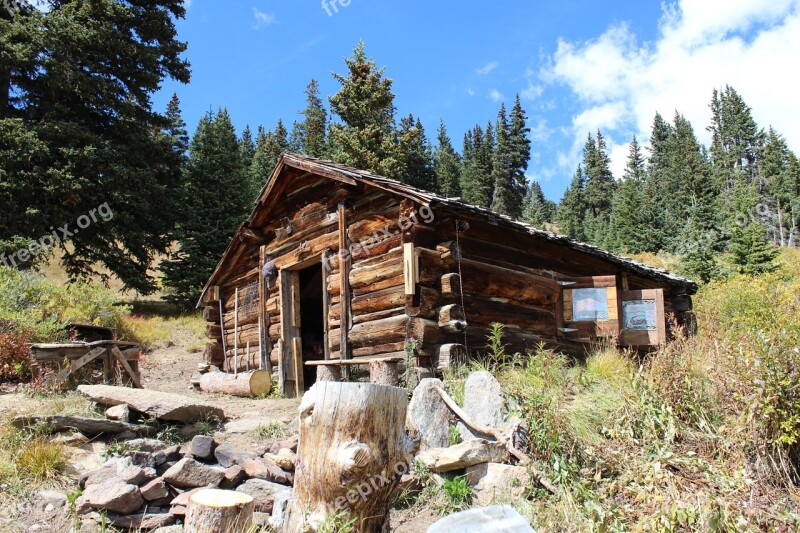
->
{"left": 254, "top": 421, "right": 287, "bottom": 440}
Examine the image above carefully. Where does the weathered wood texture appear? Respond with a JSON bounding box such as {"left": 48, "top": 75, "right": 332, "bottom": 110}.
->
{"left": 185, "top": 489, "right": 254, "bottom": 533}
{"left": 198, "top": 371, "right": 272, "bottom": 398}
{"left": 284, "top": 382, "right": 412, "bottom": 532}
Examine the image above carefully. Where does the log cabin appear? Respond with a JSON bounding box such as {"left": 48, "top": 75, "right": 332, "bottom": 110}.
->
{"left": 197, "top": 154, "right": 698, "bottom": 397}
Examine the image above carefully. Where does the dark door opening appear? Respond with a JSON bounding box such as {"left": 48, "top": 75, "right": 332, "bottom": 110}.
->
{"left": 298, "top": 263, "right": 325, "bottom": 390}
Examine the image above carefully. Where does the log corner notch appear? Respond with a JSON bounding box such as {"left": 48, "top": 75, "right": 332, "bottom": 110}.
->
{"left": 283, "top": 382, "right": 415, "bottom": 532}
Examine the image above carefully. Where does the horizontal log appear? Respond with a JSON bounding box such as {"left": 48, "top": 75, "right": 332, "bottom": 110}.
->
{"left": 439, "top": 305, "right": 467, "bottom": 333}
{"left": 13, "top": 415, "right": 156, "bottom": 437}
{"left": 330, "top": 286, "right": 406, "bottom": 322}
{"left": 407, "top": 318, "right": 440, "bottom": 347}
{"left": 203, "top": 306, "right": 220, "bottom": 322}
{"left": 330, "top": 315, "right": 409, "bottom": 351}
{"left": 433, "top": 344, "right": 467, "bottom": 370}
{"left": 199, "top": 371, "right": 272, "bottom": 398}
{"left": 327, "top": 248, "right": 403, "bottom": 295}
{"left": 461, "top": 296, "right": 556, "bottom": 336}
{"left": 406, "top": 286, "right": 445, "bottom": 318}
{"left": 441, "top": 273, "right": 461, "bottom": 298}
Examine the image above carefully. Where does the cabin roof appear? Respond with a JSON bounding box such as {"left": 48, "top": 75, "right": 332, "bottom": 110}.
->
{"left": 198, "top": 153, "right": 698, "bottom": 306}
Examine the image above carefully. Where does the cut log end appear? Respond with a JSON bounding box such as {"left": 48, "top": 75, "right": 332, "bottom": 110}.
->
{"left": 199, "top": 370, "right": 272, "bottom": 398}
{"left": 185, "top": 489, "right": 255, "bottom": 533}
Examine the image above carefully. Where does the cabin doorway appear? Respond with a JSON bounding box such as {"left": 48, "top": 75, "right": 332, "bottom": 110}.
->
{"left": 297, "top": 263, "right": 325, "bottom": 390}
{"left": 280, "top": 259, "right": 327, "bottom": 397}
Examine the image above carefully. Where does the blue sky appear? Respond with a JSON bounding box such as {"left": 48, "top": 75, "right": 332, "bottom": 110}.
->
{"left": 154, "top": 0, "right": 800, "bottom": 201}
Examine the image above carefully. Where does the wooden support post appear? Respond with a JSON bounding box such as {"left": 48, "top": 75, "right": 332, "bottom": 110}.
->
{"left": 234, "top": 287, "right": 239, "bottom": 375}
{"left": 219, "top": 296, "right": 228, "bottom": 373}
{"left": 284, "top": 382, "right": 413, "bottom": 533}
{"left": 111, "top": 347, "right": 143, "bottom": 389}
{"left": 369, "top": 361, "right": 400, "bottom": 386}
{"left": 338, "top": 203, "right": 352, "bottom": 377}
{"left": 322, "top": 249, "right": 332, "bottom": 361}
{"left": 316, "top": 365, "right": 341, "bottom": 383}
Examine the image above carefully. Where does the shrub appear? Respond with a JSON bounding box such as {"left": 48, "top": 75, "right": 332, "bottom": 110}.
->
{"left": 0, "top": 324, "right": 32, "bottom": 381}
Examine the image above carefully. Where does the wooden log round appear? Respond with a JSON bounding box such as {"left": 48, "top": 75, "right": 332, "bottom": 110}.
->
{"left": 369, "top": 361, "right": 400, "bottom": 386}
{"left": 316, "top": 365, "right": 341, "bottom": 383}
{"left": 185, "top": 489, "right": 255, "bottom": 533}
{"left": 198, "top": 371, "right": 272, "bottom": 398}
{"left": 284, "top": 382, "right": 412, "bottom": 533}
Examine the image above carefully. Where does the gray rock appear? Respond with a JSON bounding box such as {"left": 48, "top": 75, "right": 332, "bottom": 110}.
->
{"left": 170, "top": 487, "right": 205, "bottom": 507}
{"left": 406, "top": 378, "right": 451, "bottom": 450}
{"left": 236, "top": 479, "right": 292, "bottom": 513}
{"left": 152, "top": 526, "right": 184, "bottom": 533}
{"left": 75, "top": 476, "right": 143, "bottom": 515}
{"left": 77, "top": 384, "right": 225, "bottom": 423}
{"left": 162, "top": 457, "right": 225, "bottom": 488}
{"left": 36, "top": 490, "right": 67, "bottom": 512}
{"left": 124, "top": 438, "right": 168, "bottom": 452}
{"left": 262, "top": 448, "right": 296, "bottom": 471}
{"left": 79, "top": 463, "right": 119, "bottom": 489}
{"left": 214, "top": 442, "right": 257, "bottom": 468}
{"left": 466, "top": 463, "right": 530, "bottom": 505}
{"left": 189, "top": 435, "right": 216, "bottom": 461}
{"left": 242, "top": 458, "right": 293, "bottom": 485}
{"left": 428, "top": 505, "right": 534, "bottom": 533}
{"left": 415, "top": 439, "right": 508, "bottom": 472}
{"left": 104, "top": 404, "right": 130, "bottom": 422}
{"left": 153, "top": 445, "right": 181, "bottom": 467}
{"left": 125, "top": 450, "right": 156, "bottom": 469}
{"left": 457, "top": 371, "right": 506, "bottom": 441}
{"left": 99, "top": 512, "right": 176, "bottom": 530}
{"left": 140, "top": 478, "right": 169, "bottom": 501}
{"left": 269, "top": 488, "right": 293, "bottom": 528}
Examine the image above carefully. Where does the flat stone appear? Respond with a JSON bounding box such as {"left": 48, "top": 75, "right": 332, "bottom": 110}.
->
{"left": 119, "top": 464, "right": 154, "bottom": 485}
{"left": 124, "top": 450, "right": 156, "bottom": 469}
{"left": 161, "top": 458, "right": 225, "bottom": 489}
{"left": 223, "top": 418, "right": 281, "bottom": 434}
{"left": 78, "top": 384, "right": 224, "bottom": 423}
{"left": 428, "top": 505, "right": 534, "bottom": 533}
{"left": 458, "top": 371, "right": 506, "bottom": 441}
{"left": 140, "top": 478, "right": 169, "bottom": 501}
{"left": 104, "top": 404, "right": 130, "bottom": 422}
{"left": 170, "top": 487, "right": 204, "bottom": 507}
{"left": 406, "top": 378, "right": 452, "bottom": 450}
{"left": 262, "top": 448, "right": 296, "bottom": 471}
{"left": 415, "top": 439, "right": 508, "bottom": 472}
{"left": 236, "top": 479, "right": 292, "bottom": 513}
{"left": 124, "top": 439, "right": 168, "bottom": 452}
{"left": 36, "top": 490, "right": 67, "bottom": 511}
{"left": 466, "top": 463, "right": 530, "bottom": 505}
{"left": 80, "top": 463, "right": 119, "bottom": 489}
{"left": 189, "top": 435, "right": 216, "bottom": 461}
{"left": 153, "top": 445, "right": 181, "bottom": 466}
{"left": 220, "top": 465, "right": 248, "bottom": 489}
{"left": 152, "top": 526, "right": 183, "bottom": 533}
{"left": 75, "top": 476, "right": 143, "bottom": 515}
{"left": 214, "top": 442, "right": 257, "bottom": 468}
{"left": 242, "top": 458, "right": 293, "bottom": 485}
{"left": 102, "top": 513, "right": 176, "bottom": 530}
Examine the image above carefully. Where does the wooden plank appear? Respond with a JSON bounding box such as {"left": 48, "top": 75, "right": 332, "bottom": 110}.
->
{"left": 292, "top": 336, "right": 303, "bottom": 397}
{"left": 403, "top": 242, "right": 418, "bottom": 296}
{"left": 219, "top": 294, "right": 228, "bottom": 372}
{"left": 234, "top": 287, "right": 239, "bottom": 375}
{"left": 111, "top": 347, "right": 143, "bottom": 389}
{"left": 45, "top": 347, "right": 107, "bottom": 388}
{"left": 338, "top": 202, "right": 352, "bottom": 371}
{"left": 304, "top": 355, "right": 404, "bottom": 366}
{"left": 322, "top": 248, "right": 332, "bottom": 360}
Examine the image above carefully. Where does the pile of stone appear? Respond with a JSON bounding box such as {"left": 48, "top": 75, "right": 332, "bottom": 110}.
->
{"left": 405, "top": 371, "right": 533, "bottom": 504}
{"left": 74, "top": 434, "right": 297, "bottom": 530}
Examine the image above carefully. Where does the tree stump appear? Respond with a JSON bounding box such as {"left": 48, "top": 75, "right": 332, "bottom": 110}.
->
{"left": 316, "top": 364, "right": 341, "bottom": 383}
{"left": 198, "top": 370, "right": 272, "bottom": 398}
{"left": 369, "top": 361, "right": 399, "bottom": 386}
{"left": 284, "top": 382, "right": 413, "bottom": 532}
{"left": 185, "top": 489, "right": 255, "bottom": 533}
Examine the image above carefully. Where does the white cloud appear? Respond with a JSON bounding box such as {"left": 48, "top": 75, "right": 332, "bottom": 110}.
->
{"left": 489, "top": 89, "right": 504, "bottom": 102}
{"left": 252, "top": 7, "right": 276, "bottom": 29}
{"left": 543, "top": 0, "right": 800, "bottom": 176}
{"left": 467, "top": 88, "right": 475, "bottom": 96}
{"left": 476, "top": 61, "right": 499, "bottom": 76}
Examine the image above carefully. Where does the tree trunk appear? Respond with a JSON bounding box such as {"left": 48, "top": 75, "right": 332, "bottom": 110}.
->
{"left": 284, "top": 382, "right": 413, "bottom": 533}
{"left": 185, "top": 489, "right": 255, "bottom": 533}
{"left": 198, "top": 371, "right": 272, "bottom": 398}
{"left": 369, "top": 361, "right": 400, "bottom": 386}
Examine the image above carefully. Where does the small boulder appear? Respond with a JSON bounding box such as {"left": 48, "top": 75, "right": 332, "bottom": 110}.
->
{"left": 406, "top": 378, "right": 451, "bottom": 450}
{"left": 124, "top": 438, "right": 168, "bottom": 452}
{"left": 214, "top": 442, "right": 257, "bottom": 468}
{"left": 269, "top": 488, "right": 293, "bottom": 528}
{"left": 457, "top": 371, "right": 506, "bottom": 441}
{"left": 75, "top": 477, "right": 143, "bottom": 515}
{"left": 242, "top": 458, "right": 293, "bottom": 485}
{"left": 415, "top": 439, "right": 508, "bottom": 472}
{"left": 101, "top": 513, "right": 176, "bottom": 530}
{"left": 162, "top": 458, "right": 225, "bottom": 489}
{"left": 140, "top": 478, "right": 170, "bottom": 501}
{"left": 465, "top": 463, "right": 530, "bottom": 505}
{"left": 236, "top": 479, "right": 292, "bottom": 513}
{"left": 220, "top": 465, "right": 248, "bottom": 489}
{"left": 262, "top": 448, "right": 296, "bottom": 471}
{"left": 189, "top": 435, "right": 216, "bottom": 461}
{"left": 104, "top": 404, "right": 130, "bottom": 422}
{"left": 428, "top": 505, "right": 534, "bottom": 533}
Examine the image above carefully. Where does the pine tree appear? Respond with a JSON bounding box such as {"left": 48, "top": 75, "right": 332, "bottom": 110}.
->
{"left": 491, "top": 103, "right": 519, "bottom": 217}
{"left": 555, "top": 166, "right": 586, "bottom": 240}
{"left": 295, "top": 79, "right": 328, "bottom": 157}
{"left": 163, "top": 109, "right": 250, "bottom": 307}
{"left": 730, "top": 221, "right": 779, "bottom": 275}
{"left": 460, "top": 124, "right": 494, "bottom": 208}
{"left": 240, "top": 125, "right": 256, "bottom": 170}
{"left": 609, "top": 137, "right": 648, "bottom": 253}
{"left": 508, "top": 94, "right": 531, "bottom": 216}
{"left": 249, "top": 122, "right": 290, "bottom": 196}
{"left": 759, "top": 127, "right": 799, "bottom": 246}
{"left": 581, "top": 131, "right": 616, "bottom": 244}
{"left": 328, "top": 41, "right": 401, "bottom": 178}
{"left": 397, "top": 115, "right": 436, "bottom": 190}
{"left": 521, "top": 181, "right": 552, "bottom": 227}
{"left": 0, "top": 0, "right": 190, "bottom": 293}
{"left": 433, "top": 120, "right": 462, "bottom": 198}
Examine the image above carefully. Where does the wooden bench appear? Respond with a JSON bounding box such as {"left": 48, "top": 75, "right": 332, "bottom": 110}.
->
{"left": 305, "top": 356, "right": 405, "bottom": 386}
{"left": 29, "top": 340, "right": 143, "bottom": 389}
